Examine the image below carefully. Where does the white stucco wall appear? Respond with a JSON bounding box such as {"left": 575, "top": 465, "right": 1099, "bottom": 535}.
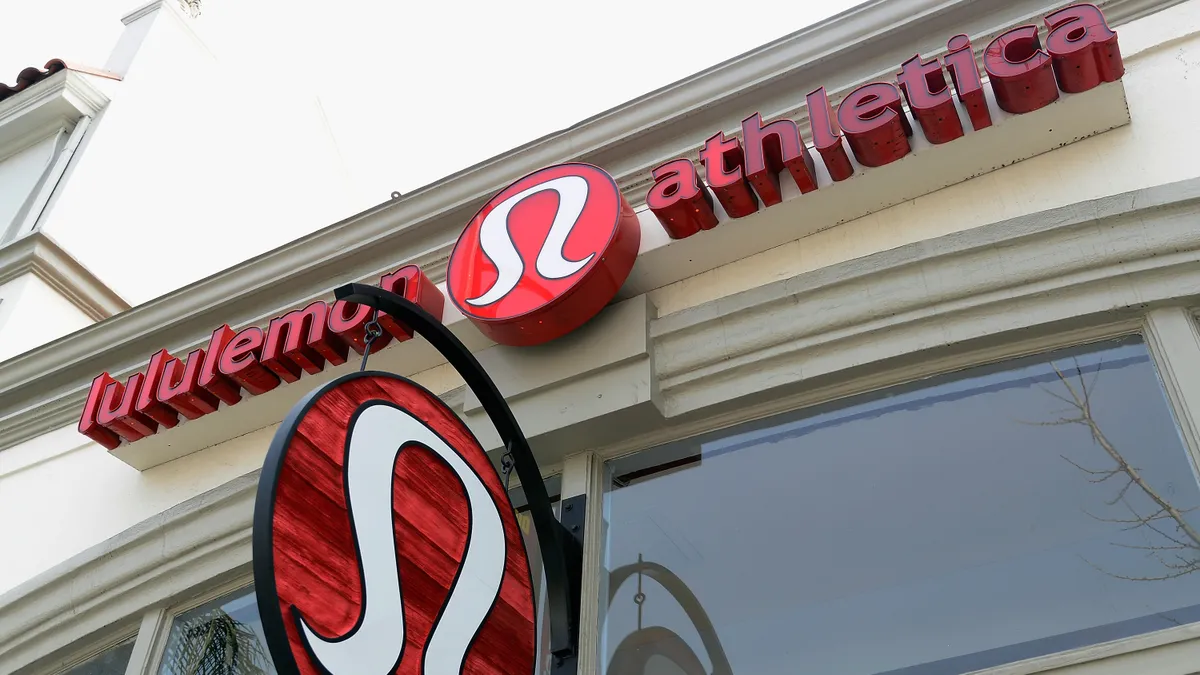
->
{"left": 0, "top": 277, "right": 23, "bottom": 349}
{"left": 0, "top": 134, "right": 60, "bottom": 239}
{"left": 0, "top": 274, "right": 92, "bottom": 363}
{"left": 0, "top": 423, "right": 269, "bottom": 591}
{"left": 36, "top": 2, "right": 355, "bottom": 307}
{"left": 2, "top": 1, "right": 1200, "bottom": 595}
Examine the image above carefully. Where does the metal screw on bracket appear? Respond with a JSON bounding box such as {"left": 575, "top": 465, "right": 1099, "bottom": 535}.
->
{"left": 501, "top": 453, "right": 515, "bottom": 493}
{"left": 358, "top": 316, "right": 384, "bottom": 371}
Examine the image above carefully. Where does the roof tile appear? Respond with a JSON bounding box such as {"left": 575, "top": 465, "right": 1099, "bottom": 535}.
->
{"left": 0, "top": 59, "right": 67, "bottom": 103}
{"left": 0, "top": 59, "right": 122, "bottom": 104}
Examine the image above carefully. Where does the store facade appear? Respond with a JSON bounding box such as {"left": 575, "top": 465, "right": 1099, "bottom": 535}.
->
{"left": 6, "top": 0, "right": 1200, "bottom": 674}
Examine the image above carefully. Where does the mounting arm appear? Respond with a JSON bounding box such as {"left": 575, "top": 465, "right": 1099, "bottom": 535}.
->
{"left": 333, "top": 283, "right": 583, "bottom": 667}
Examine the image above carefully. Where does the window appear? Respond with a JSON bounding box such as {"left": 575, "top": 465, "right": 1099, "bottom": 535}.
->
{"left": 59, "top": 639, "right": 135, "bottom": 675}
{"left": 602, "top": 336, "right": 1200, "bottom": 675}
{"left": 158, "top": 589, "right": 274, "bottom": 675}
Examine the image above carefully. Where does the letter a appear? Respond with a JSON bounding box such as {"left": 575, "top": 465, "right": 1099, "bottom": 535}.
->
{"left": 646, "top": 159, "right": 718, "bottom": 239}
{"left": 1044, "top": 4, "right": 1123, "bottom": 93}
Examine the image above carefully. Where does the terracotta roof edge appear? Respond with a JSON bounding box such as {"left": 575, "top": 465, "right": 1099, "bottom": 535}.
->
{"left": 0, "top": 59, "right": 121, "bottom": 104}
{"left": 57, "top": 60, "right": 123, "bottom": 82}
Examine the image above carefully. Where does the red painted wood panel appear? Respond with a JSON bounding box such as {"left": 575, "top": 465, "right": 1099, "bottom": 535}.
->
{"left": 265, "top": 374, "right": 536, "bottom": 675}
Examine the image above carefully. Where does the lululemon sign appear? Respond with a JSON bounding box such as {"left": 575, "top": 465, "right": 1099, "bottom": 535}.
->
{"left": 447, "top": 163, "right": 641, "bottom": 347}
{"left": 254, "top": 372, "right": 536, "bottom": 675}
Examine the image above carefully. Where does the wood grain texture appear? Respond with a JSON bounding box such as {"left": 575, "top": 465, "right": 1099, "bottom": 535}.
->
{"left": 267, "top": 374, "right": 535, "bottom": 675}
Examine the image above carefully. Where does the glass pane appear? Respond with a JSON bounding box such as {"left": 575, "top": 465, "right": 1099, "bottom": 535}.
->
{"left": 510, "top": 477, "right": 563, "bottom": 675}
{"left": 158, "top": 588, "right": 275, "bottom": 675}
{"left": 603, "top": 336, "right": 1200, "bottom": 675}
{"left": 60, "top": 639, "right": 134, "bottom": 675}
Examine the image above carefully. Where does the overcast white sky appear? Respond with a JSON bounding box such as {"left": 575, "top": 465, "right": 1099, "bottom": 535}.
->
{"left": 1, "top": 0, "right": 865, "bottom": 213}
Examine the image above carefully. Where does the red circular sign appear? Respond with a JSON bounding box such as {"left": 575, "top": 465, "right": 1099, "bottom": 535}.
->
{"left": 447, "top": 163, "right": 641, "bottom": 346}
{"left": 254, "top": 372, "right": 536, "bottom": 675}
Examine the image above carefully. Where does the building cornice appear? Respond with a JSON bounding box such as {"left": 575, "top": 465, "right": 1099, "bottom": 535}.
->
{"left": 0, "top": 72, "right": 109, "bottom": 156}
{"left": 649, "top": 178, "right": 1200, "bottom": 419}
{"left": 122, "top": 1, "right": 169, "bottom": 24}
{"left": 0, "top": 232, "right": 130, "bottom": 321}
{"left": 0, "top": 0, "right": 1178, "bottom": 455}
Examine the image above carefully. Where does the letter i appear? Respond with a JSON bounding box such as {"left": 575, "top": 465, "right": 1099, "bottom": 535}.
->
{"left": 944, "top": 35, "right": 992, "bottom": 131}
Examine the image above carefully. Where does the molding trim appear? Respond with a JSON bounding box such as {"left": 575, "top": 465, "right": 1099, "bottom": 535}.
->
{"left": 0, "top": 473, "right": 258, "bottom": 675}
{"left": 461, "top": 295, "right": 661, "bottom": 462}
{"left": 122, "top": 1, "right": 168, "bottom": 25}
{"left": 123, "top": 0, "right": 198, "bottom": 25}
{"left": 1143, "top": 308, "right": 1200, "bottom": 483}
{"left": 0, "top": 72, "right": 108, "bottom": 153}
{"left": 0, "top": 232, "right": 130, "bottom": 321}
{"left": 652, "top": 177, "right": 1200, "bottom": 417}
{"left": 59, "top": 72, "right": 110, "bottom": 119}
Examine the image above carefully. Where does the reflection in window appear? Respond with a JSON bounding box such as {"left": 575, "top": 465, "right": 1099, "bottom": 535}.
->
{"left": 158, "top": 589, "right": 274, "bottom": 675}
{"left": 510, "top": 477, "right": 563, "bottom": 675}
{"left": 603, "top": 337, "right": 1200, "bottom": 675}
{"left": 60, "top": 638, "right": 135, "bottom": 675}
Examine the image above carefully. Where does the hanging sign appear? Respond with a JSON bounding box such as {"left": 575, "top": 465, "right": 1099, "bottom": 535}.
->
{"left": 254, "top": 371, "right": 537, "bottom": 675}
{"left": 253, "top": 283, "right": 585, "bottom": 675}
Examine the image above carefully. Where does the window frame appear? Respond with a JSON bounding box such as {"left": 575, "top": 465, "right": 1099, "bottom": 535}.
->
{"left": 134, "top": 574, "right": 256, "bottom": 675}
{"left": 34, "top": 632, "right": 138, "bottom": 675}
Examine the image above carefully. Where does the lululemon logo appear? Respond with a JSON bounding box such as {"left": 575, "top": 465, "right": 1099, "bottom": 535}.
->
{"left": 254, "top": 372, "right": 537, "bottom": 675}
{"left": 447, "top": 163, "right": 641, "bottom": 347}
{"left": 466, "top": 174, "right": 594, "bottom": 307}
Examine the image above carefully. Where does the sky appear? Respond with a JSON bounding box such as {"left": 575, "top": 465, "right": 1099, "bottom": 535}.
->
{"left": 0, "top": 0, "right": 867, "bottom": 213}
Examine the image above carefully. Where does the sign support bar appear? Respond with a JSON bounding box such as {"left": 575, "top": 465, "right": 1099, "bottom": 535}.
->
{"left": 334, "top": 283, "right": 584, "bottom": 669}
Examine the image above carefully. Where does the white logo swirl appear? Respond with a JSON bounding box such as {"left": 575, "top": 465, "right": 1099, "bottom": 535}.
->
{"left": 466, "top": 174, "right": 595, "bottom": 307}
{"left": 295, "top": 403, "right": 506, "bottom": 675}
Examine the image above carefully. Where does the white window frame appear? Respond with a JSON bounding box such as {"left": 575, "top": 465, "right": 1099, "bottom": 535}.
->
{"left": 127, "top": 574, "right": 256, "bottom": 675}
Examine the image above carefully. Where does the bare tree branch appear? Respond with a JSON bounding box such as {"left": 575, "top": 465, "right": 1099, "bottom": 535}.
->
{"left": 1050, "top": 362, "right": 1200, "bottom": 547}
{"left": 1035, "top": 361, "right": 1200, "bottom": 582}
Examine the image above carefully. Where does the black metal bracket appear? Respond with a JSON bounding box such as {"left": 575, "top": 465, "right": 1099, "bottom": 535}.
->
{"left": 559, "top": 495, "right": 587, "bottom": 549}
{"left": 552, "top": 495, "right": 587, "bottom": 675}
{"left": 334, "top": 283, "right": 584, "bottom": 669}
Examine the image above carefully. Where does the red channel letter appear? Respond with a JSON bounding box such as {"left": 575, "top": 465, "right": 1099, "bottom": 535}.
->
{"left": 646, "top": 159, "right": 718, "bottom": 239}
